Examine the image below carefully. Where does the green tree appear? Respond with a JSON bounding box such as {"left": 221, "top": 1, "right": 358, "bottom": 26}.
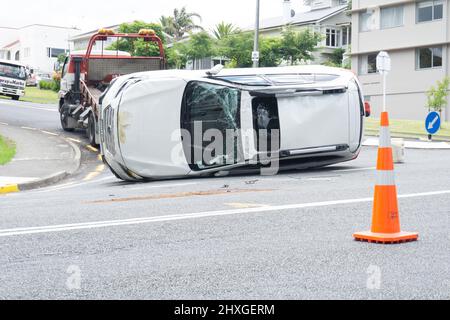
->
{"left": 212, "top": 22, "right": 239, "bottom": 40}
{"left": 259, "top": 37, "right": 283, "bottom": 67}
{"left": 323, "top": 48, "right": 346, "bottom": 67}
{"left": 165, "top": 44, "right": 187, "bottom": 69}
{"left": 219, "top": 32, "right": 254, "bottom": 67}
{"left": 280, "top": 27, "right": 321, "bottom": 65}
{"left": 178, "top": 31, "right": 216, "bottom": 61}
{"left": 426, "top": 77, "right": 450, "bottom": 125}
{"left": 160, "top": 7, "right": 203, "bottom": 41}
{"left": 108, "top": 21, "right": 165, "bottom": 57}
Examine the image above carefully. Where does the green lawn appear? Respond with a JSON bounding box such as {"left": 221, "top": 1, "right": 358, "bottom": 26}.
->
{"left": 365, "top": 117, "right": 450, "bottom": 141}
{"left": 0, "top": 87, "right": 58, "bottom": 104}
{"left": 0, "top": 135, "right": 16, "bottom": 165}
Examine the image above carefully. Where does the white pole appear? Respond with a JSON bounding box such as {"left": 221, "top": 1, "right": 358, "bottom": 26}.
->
{"left": 253, "top": 0, "right": 260, "bottom": 68}
{"left": 383, "top": 72, "right": 387, "bottom": 112}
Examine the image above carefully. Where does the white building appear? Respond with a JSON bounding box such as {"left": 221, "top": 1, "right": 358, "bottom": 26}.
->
{"left": 351, "top": 0, "right": 450, "bottom": 121}
{"left": 0, "top": 24, "right": 79, "bottom": 73}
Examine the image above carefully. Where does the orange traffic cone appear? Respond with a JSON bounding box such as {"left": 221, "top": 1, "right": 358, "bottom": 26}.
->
{"left": 354, "top": 112, "right": 419, "bottom": 244}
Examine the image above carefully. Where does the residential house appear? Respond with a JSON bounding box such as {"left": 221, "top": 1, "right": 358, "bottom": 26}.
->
{"left": 247, "top": 0, "right": 351, "bottom": 64}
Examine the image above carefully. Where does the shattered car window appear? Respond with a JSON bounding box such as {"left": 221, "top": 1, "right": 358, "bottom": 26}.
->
{"left": 182, "top": 81, "right": 242, "bottom": 171}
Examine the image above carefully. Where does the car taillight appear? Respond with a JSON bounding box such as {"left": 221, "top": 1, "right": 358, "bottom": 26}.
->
{"left": 364, "top": 102, "right": 371, "bottom": 117}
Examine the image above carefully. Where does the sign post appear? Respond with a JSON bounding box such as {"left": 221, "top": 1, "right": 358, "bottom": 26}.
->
{"left": 376, "top": 51, "right": 391, "bottom": 112}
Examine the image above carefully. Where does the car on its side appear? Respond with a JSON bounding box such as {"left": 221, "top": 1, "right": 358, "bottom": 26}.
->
{"left": 99, "top": 65, "right": 370, "bottom": 181}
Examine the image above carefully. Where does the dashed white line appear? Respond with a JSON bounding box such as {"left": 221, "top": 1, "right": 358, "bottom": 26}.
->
{"left": 41, "top": 130, "right": 59, "bottom": 136}
{"left": 1, "top": 189, "right": 449, "bottom": 238}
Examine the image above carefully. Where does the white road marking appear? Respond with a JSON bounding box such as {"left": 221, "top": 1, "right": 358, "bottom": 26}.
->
{"left": 0, "top": 122, "right": 8, "bottom": 125}
{"left": 0, "top": 104, "right": 58, "bottom": 112}
{"left": 67, "top": 138, "right": 82, "bottom": 144}
{"left": 33, "top": 176, "right": 116, "bottom": 193}
{"left": 333, "top": 167, "right": 376, "bottom": 173}
{"left": 21, "top": 126, "right": 37, "bottom": 131}
{"left": 1, "top": 189, "right": 449, "bottom": 238}
{"left": 41, "top": 130, "right": 58, "bottom": 136}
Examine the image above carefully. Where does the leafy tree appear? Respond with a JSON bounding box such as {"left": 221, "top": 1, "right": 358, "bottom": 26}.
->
{"left": 165, "top": 44, "right": 188, "bottom": 69}
{"left": 107, "top": 21, "right": 165, "bottom": 57}
{"left": 219, "top": 32, "right": 254, "bottom": 67}
{"left": 259, "top": 37, "right": 283, "bottom": 67}
{"left": 178, "top": 31, "right": 216, "bottom": 61}
{"left": 212, "top": 22, "right": 239, "bottom": 40}
{"left": 280, "top": 27, "right": 321, "bottom": 65}
{"left": 160, "top": 7, "right": 203, "bottom": 41}
{"left": 426, "top": 77, "right": 450, "bottom": 125}
{"left": 323, "top": 48, "right": 346, "bottom": 67}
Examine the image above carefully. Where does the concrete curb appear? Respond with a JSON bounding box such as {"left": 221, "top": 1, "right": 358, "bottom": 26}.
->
{"left": 363, "top": 136, "right": 450, "bottom": 150}
{"left": 0, "top": 137, "right": 81, "bottom": 195}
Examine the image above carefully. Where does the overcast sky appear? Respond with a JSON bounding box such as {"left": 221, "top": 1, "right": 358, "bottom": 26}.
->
{"left": 1, "top": 0, "right": 307, "bottom": 33}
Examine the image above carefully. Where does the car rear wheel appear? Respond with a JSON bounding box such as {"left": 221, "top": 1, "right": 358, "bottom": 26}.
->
{"left": 12, "top": 96, "right": 20, "bottom": 101}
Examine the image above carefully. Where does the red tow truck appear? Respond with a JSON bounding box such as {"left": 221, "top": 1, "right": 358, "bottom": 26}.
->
{"left": 58, "top": 28, "right": 165, "bottom": 145}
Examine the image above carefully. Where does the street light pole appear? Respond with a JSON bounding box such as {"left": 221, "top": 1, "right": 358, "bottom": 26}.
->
{"left": 253, "top": 0, "right": 260, "bottom": 68}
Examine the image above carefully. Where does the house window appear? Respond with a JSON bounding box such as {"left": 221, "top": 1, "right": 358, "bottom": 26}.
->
{"left": 416, "top": 47, "right": 442, "bottom": 69}
{"left": 360, "top": 11, "right": 376, "bottom": 32}
{"left": 417, "top": 1, "right": 443, "bottom": 23}
{"left": 24, "top": 48, "right": 31, "bottom": 58}
{"left": 341, "top": 27, "right": 351, "bottom": 46}
{"left": 381, "top": 5, "right": 404, "bottom": 29}
{"left": 359, "top": 53, "right": 378, "bottom": 74}
{"left": 14, "top": 51, "right": 20, "bottom": 61}
{"left": 47, "top": 48, "right": 67, "bottom": 58}
{"left": 326, "top": 28, "right": 340, "bottom": 47}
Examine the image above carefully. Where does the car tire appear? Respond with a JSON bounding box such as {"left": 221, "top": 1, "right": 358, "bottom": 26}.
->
{"left": 12, "top": 96, "right": 20, "bottom": 101}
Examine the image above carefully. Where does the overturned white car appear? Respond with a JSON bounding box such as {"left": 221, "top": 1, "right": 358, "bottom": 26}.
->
{"left": 99, "top": 65, "right": 370, "bottom": 181}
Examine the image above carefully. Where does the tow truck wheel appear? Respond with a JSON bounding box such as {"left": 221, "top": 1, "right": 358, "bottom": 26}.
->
{"left": 60, "top": 108, "right": 75, "bottom": 132}
{"left": 88, "top": 114, "right": 99, "bottom": 147}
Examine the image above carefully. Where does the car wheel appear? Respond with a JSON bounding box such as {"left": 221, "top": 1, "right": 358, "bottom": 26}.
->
{"left": 12, "top": 96, "right": 20, "bottom": 101}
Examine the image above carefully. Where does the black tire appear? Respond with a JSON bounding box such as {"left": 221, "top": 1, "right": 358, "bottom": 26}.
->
{"left": 87, "top": 114, "right": 99, "bottom": 147}
{"left": 12, "top": 96, "right": 20, "bottom": 101}
{"left": 60, "top": 107, "right": 75, "bottom": 132}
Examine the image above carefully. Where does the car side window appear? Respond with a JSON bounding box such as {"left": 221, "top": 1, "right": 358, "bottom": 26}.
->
{"left": 182, "top": 81, "right": 242, "bottom": 171}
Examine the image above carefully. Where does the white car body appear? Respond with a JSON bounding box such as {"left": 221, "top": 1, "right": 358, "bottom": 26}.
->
{"left": 99, "top": 65, "right": 367, "bottom": 181}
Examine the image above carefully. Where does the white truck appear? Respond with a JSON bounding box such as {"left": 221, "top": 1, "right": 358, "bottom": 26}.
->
{"left": 0, "top": 59, "right": 27, "bottom": 100}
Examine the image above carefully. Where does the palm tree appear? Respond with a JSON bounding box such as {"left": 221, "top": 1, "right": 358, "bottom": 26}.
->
{"left": 160, "top": 7, "right": 203, "bottom": 41}
{"left": 212, "top": 22, "right": 239, "bottom": 40}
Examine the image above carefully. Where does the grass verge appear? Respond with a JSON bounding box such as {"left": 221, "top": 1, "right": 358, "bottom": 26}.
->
{"left": 0, "top": 135, "right": 16, "bottom": 165}
{"left": 0, "top": 87, "right": 58, "bottom": 104}
{"left": 365, "top": 117, "right": 450, "bottom": 141}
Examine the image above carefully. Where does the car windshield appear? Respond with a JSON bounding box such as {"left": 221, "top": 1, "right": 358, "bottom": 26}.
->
{"left": 0, "top": 62, "right": 27, "bottom": 80}
{"left": 216, "top": 74, "right": 340, "bottom": 86}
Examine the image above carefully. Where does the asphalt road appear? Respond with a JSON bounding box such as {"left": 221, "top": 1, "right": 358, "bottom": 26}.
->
{"left": 0, "top": 99, "right": 449, "bottom": 300}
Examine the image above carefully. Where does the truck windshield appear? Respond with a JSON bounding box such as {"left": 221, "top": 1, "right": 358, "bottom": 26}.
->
{"left": 0, "top": 63, "right": 27, "bottom": 80}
